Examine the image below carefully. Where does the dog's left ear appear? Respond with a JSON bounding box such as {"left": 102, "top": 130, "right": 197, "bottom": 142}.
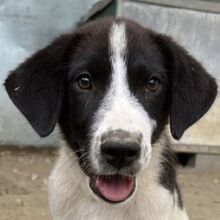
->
{"left": 4, "top": 34, "right": 74, "bottom": 137}
{"left": 154, "top": 34, "right": 217, "bottom": 140}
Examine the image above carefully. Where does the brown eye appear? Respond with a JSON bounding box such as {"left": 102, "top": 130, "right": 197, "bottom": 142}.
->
{"left": 146, "top": 77, "right": 160, "bottom": 92}
{"left": 75, "top": 74, "right": 92, "bottom": 90}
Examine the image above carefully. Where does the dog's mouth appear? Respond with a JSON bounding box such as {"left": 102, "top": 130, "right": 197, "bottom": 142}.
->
{"left": 89, "top": 174, "right": 136, "bottom": 203}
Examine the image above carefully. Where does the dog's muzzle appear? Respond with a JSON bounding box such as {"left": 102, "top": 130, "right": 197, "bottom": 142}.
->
{"left": 90, "top": 130, "right": 142, "bottom": 203}
{"left": 101, "top": 138, "right": 141, "bottom": 170}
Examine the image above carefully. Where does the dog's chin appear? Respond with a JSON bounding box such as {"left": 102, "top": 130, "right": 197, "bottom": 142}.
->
{"left": 89, "top": 174, "right": 136, "bottom": 204}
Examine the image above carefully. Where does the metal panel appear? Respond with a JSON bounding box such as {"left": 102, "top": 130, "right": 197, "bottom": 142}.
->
{"left": 130, "top": 0, "right": 220, "bottom": 13}
{"left": 0, "top": 0, "right": 102, "bottom": 147}
{"left": 119, "top": 0, "right": 220, "bottom": 146}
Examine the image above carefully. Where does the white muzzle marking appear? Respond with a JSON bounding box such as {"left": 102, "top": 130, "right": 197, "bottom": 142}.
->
{"left": 90, "top": 22, "right": 156, "bottom": 172}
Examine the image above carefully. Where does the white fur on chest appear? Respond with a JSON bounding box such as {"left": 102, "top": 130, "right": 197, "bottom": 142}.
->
{"left": 48, "top": 145, "right": 189, "bottom": 220}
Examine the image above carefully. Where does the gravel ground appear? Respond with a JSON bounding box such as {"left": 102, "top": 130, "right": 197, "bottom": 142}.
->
{"left": 0, "top": 148, "right": 219, "bottom": 220}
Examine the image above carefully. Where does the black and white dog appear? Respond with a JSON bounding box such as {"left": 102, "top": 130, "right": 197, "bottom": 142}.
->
{"left": 5, "top": 18, "right": 217, "bottom": 220}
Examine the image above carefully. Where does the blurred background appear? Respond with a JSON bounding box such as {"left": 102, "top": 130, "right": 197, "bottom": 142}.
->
{"left": 0, "top": 0, "right": 219, "bottom": 219}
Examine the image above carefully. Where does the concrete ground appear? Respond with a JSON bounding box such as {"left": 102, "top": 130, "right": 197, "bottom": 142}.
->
{"left": 0, "top": 148, "right": 219, "bottom": 220}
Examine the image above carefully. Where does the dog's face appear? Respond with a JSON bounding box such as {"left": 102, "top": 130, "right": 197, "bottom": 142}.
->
{"left": 5, "top": 18, "right": 217, "bottom": 203}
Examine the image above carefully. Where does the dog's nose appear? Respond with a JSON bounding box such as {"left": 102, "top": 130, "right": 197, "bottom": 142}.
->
{"left": 101, "top": 142, "right": 140, "bottom": 169}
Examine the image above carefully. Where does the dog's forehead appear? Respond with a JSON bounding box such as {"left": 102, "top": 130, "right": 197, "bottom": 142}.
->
{"left": 69, "top": 19, "right": 164, "bottom": 82}
{"left": 74, "top": 19, "right": 152, "bottom": 54}
{"left": 77, "top": 19, "right": 161, "bottom": 64}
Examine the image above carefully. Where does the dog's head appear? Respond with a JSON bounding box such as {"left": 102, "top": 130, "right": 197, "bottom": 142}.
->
{"left": 5, "top": 18, "right": 217, "bottom": 203}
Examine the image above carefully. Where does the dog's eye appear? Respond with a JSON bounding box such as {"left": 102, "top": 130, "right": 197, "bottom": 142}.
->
{"left": 75, "top": 73, "right": 92, "bottom": 90}
{"left": 146, "top": 77, "right": 160, "bottom": 92}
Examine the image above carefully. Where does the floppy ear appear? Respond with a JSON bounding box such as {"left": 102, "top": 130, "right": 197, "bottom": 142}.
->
{"left": 154, "top": 34, "right": 217, "bottom": 140}
{"left": 4, "top": 34, "right": 73, "bottom": 137}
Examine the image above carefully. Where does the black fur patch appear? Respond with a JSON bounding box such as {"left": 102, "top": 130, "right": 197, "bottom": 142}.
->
{"left": 159, "top": 146, "right": 183, "bottom": 209}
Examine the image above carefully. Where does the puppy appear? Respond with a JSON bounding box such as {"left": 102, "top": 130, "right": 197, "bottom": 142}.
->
{"left": 5, "top": 17, "right": 217, "bottom": 220}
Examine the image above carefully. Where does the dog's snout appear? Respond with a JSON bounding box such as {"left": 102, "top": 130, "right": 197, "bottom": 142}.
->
{"left": 99, "top": 130, "right": 142, "bottom": 169}
{"left": 101, "top": 142, "right": 140, "bottom": 169}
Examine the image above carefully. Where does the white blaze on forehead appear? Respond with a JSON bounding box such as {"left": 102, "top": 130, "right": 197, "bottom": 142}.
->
{"left": 110, "top": 23, "right": 127, "bottom": 57}
{"left": 90, "top": 22, "right": 156, "bottom": 171}
{"left": 109, "top": 23, "right": 128, "bottom": 97}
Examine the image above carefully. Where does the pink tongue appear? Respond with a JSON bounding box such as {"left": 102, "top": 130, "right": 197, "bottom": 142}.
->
{"left": 95, "top": 175, "right": 134, "bottom": 202}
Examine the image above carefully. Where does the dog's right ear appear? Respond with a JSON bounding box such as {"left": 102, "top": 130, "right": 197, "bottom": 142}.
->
{"left": 4, "top": 34, "right": 76, "bottom": 137}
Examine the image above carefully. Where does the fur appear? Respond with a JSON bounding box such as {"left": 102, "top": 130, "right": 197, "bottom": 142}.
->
{"left": 4, "top": 17, "right": 217, "bottom": 220}
{"left": 49, "top": 137, "right": 188, "bottom": 220}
